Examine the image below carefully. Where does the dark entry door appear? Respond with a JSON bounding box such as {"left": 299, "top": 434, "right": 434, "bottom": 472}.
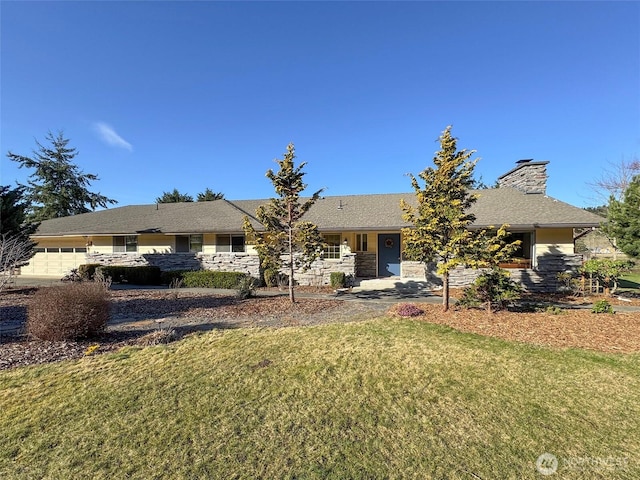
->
{"left": 377, "top": 233, "right": 401, "bottom": 277}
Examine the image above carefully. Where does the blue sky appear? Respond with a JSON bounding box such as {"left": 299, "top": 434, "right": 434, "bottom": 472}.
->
{"left": 1, "top": 1, "right": 638, "bottom": 208}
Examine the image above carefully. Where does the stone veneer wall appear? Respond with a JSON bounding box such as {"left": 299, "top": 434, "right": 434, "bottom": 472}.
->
{"left": 497, "top": 162, "right": 548, "bottom": 194}
{"left": 355, "top": 252, "right": 376, "bottom": 278}
{"left": 85, "top": 252, "right": 356, "bottom": 286}
{"left": 85, "top": 252, "right": 260, "bottom": 277}
{"left": 415, "top": 254, "right": 583, "bottom": 292}
{"left": 293, "top": 254, "right": 356, "bottom": 286}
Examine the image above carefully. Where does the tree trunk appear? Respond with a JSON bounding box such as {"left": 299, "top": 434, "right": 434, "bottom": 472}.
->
{"left": 443, "top": 271, "right": 450, "bottom": 311}
{"left": 288, "top": 210, "right": 295, "bottom": 303}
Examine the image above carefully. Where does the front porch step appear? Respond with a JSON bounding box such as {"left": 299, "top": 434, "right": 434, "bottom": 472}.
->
{"left": 353, "top": 277, "right": 440, "bottom": 293}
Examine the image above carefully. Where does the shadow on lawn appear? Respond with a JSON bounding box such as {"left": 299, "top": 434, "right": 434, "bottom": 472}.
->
{"left": 109, "top": 293, "right": 241, "bottom": 322}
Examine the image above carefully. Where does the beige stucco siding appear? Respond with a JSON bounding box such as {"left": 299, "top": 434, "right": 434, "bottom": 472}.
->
{"left": 138, "top": 234, "right": 172, "bottom": 254}
{"left": 22, "top": 236, "right": 88, "bottom": 276}
{"left": 534, "top": 228, "right": 574, "bottom": 255}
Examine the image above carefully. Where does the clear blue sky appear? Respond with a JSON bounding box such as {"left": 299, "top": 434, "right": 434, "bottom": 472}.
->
{"left": 1, "top": 1, "right": 638, "bottom": 208}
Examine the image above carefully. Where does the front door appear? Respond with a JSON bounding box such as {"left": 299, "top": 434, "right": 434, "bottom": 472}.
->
{"left": 377, "top": 233, "right": 401, "bottom": 277}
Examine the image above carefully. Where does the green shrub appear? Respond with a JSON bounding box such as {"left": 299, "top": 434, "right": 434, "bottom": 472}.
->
{"left": 181, "top": 270, "right": 246, "bottom": 288}
{"left": 330, "top": 272, "right": 346, "bottom": 288}
{"left": 99, "top": 266, "right": 161, "bottom": 285}
{"left": 581, "top": 258, "right": 635, "bottom": 295}
{"left": 592, "top": 299, "right": 615, "bottom": 314}
{"left": 236, "top": 274, "right": 258, "bottom": 299}
{"left": 78, "top": 263, "right": 102, "bottom": 280}
{"left": 27, "top": 282, "right": 110, "bottom": 341}
{"left": 262, "top": 268, "right": 288, "bottom": 288}
{"left": 160, "top": 270, "right": 194, "bottom": 286}
{"left": 457, "top": 268, "right": 522, "bottom": 313}
{"left": 262, "top": 268, "right": 279, "bottom": 287}
{"left": 545, "top": 305, "right": 565, "bottom": 315}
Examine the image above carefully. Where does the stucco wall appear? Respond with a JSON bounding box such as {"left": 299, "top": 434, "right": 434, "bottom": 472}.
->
{"left": 535, "top": 228, "right": 574, "bottom": 256}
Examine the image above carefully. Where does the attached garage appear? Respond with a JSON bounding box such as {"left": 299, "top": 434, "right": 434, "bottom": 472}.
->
{"left": 20, "top": 238, "right": 88, "bottom": 277}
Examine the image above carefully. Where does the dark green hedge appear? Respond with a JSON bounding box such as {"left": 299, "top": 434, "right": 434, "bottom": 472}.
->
{"left": 161, "top": 270, "right": 249, "bottom": 289}
{"left": 98, "top": 266, "right": 162, "bottom": 285}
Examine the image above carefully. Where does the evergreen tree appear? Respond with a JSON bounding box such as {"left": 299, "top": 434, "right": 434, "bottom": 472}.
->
{"left": 243, "top": 143, "right": 324, "bottom": 303}
{"left": 7, "top": 131, "right": 117, "bottom": 222}
{"left": 197, "top": 188, "right": 224, "bottom": 202}
{"left": 1, "top": 186, "right": 37, "bottom": 238}
{"left": 401, "top": 126, "right": 518, "bottom": 311}
{"left": 604, "top": 175, "right": 640, "bottom": 258}
{"left": 155, "top": 189, "right": 194, "bottom": 203}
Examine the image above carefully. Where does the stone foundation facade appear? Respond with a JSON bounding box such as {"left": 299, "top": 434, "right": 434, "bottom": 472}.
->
{"left": 399, "top": 254, "right": 583, "bottom": 292}
{"left": 355, "top": 252, "right": 376, "bottom": 278}
{"left": 85, "top": 252, "right": 356, "bottom": 286}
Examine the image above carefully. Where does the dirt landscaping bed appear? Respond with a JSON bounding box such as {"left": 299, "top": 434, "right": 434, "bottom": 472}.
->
{"left": 1, "top": 287, "right": 638, "bottom": 370}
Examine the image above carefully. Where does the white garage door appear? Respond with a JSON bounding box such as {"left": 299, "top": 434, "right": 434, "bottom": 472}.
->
{"left": 21, "top": 247, "right": 88, "bottom": 277}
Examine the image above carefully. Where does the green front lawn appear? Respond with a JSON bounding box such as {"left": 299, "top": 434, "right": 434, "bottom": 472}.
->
{"left": 619, "top": 272, "right": 640, "bottom": 290}
{"left": 1, "top": 319, "right": 639, "bottom": 479}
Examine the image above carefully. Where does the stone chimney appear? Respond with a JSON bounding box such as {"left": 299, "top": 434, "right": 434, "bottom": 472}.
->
{"left": 497, "top": 159, "right": 549, "bottom": 194}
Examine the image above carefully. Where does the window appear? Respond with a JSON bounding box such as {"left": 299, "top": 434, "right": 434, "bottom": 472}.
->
{"left": 507, "top": 232, "right": 533, "bottom": 259}
{"left": 113, "top": 235, "right": 138, "bottom": 253}
{"left": 176, "top": 235, "right": 203, "bottom": 253}
{"left": 190, "top": 234, "right": 203, "bottom": 253}
{"left": 356, "top": 233, "right": 368, "bottom": 252}
{"left": 231, "top": 236, "right": 244, "bottom": 252}
{"left": 500, "top": 232, "right": 534, "bottom": 268}
{"left": 323, "top": 234, "right": 341, "bottom": 259}
{"left": 216, "top": 235, "right": 245, "bottom": 253}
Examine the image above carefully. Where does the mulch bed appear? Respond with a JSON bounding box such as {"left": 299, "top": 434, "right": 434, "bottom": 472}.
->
{"left": 389, "top": 301, "right": 640, "bottom": 354}
{"left": 1, "top": 287, "right": 638, "bottom": 371}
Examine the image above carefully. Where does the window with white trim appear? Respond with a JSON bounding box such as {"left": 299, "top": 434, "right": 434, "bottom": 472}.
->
{"left": 323, "top": 234, "right": 341, "bottom": 259}
{"left": 356, "top": 233, "right": 368, "bottom": 252}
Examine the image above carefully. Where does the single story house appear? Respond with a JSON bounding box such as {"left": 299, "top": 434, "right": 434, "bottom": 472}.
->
{"left": 21, "top": 160, "right": 603, "bottom": 291}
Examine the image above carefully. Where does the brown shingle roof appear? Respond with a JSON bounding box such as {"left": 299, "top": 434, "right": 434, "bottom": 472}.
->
{"left": 34, "top": 188, "right": 603, "bottom": 237}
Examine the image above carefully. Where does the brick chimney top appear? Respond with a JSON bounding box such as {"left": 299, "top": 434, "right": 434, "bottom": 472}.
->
{"left": 497, "top": 160, "right": 549, "bottom": 194}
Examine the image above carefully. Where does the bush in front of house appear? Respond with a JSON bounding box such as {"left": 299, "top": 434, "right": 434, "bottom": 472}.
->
{"left": 262, "top": 268, "right": 289, "bottom": 288}
{"left": 236, "top": 274, "right": 257, "bottom": 299}
{"left": 456, "top": 268, "right": 522, "bottom": 313}
{"left": 27, "top": 282, "right": 110, "bottom": 341}
{"left": 181, "top": 270, "right": 248, "bottom": 289}
{"left": 78, "top": 263, "right": 103, "bottom": 280}
{"left": 591, "top": 299, "right": 615, "bottom": 314}
{"left": 98, "top": 266, "right": 162, "bottom": 285}
{"left": 395, "top": 303, "right": 425, "bottom": 317}
{"left": 160, "top": 270, "right": 193, "bottom": 286}
{"left": 330, "top": 272, "right": 346, "bottom": 288}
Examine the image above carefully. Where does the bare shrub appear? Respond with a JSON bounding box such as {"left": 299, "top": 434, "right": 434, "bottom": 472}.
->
{"left": 27, "top": 282, "right": 110, "bottom": 341}
{"left": 0, "top": 234, "right": 35, "bottom": 292}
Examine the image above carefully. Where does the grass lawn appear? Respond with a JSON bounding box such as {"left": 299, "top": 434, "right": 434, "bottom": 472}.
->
{"left": 1, "top": 318, "right": 639, "bottom": 479}
{"left": 619, "top": 272, "right": 640, "bottom": 290}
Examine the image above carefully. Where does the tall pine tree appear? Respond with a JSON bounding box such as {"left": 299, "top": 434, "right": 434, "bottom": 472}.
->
{"left": 243, "top": 143, "right": 324, "bottom": 303}
{"left": 604, "top": 174, "right": 640, "bottom": 258}
{"left": 401, "top": 126, "right": 518, "bottom": 311}
{"left": 7, "top": 131, "right": 116, "bottom": 221}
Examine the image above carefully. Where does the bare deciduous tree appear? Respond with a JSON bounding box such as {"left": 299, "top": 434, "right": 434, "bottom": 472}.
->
{"left": 588, "top": 156, "right": 640, "bottom": 202}
{"left": 0, "top": 234, "right": 35, "bottom": 291}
